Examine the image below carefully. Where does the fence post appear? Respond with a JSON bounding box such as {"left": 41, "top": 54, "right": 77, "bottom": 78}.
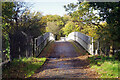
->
{"left": 98, "top": 40, "right": 100, "bottom": 55}
{"left": 91, "top": 37, "right": 94, "bottom": 55}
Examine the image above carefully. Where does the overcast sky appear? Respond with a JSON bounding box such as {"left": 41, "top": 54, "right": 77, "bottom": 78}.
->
{"left": 25, "top": 0, "right": 78, "bottom": 16}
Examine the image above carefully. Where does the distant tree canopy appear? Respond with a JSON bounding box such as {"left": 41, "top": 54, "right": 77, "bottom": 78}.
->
{"left": 45, "top": 15, "right": 65, "bottom": 39}
{"left": 62, "top": 21, "right": 75, "bottom": 36}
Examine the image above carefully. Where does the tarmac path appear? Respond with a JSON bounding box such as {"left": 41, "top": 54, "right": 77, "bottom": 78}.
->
{"left": 31, "top": 41, "right": 99, "bottom": 78}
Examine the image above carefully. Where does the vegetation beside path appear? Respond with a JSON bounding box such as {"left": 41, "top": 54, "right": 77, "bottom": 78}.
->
{"left": 3, "top": 57, "right": 46, "bottom": 78}
{"left": 71, "top": 40, "right": 119, "bottom": 78}
{"left": 88, "top": 55, "right": 119, "bottom": 78}
{"left": 3, "top": 41, "right": 54, "bottom": 78}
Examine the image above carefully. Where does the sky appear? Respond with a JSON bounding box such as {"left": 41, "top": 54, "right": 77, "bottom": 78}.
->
{"left": 25, "top": 0, "right": 78, "bottom": 16}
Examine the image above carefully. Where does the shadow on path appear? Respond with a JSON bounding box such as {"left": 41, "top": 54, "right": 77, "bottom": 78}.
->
{"left": 31, "top": 41, "right": 99, "bottom": 78}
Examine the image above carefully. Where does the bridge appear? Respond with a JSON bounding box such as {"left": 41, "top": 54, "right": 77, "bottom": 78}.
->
{"left": 34, "top": 32, "right": 94, "bottom": 57}
{"left": 31, "top": 32, "right": 97, "bottom": 78}
{"left": 2, "top": 31, "right": 94, "bottom": 63}
{"left": 2, "top": 32, "right": 99, "bottom": 78}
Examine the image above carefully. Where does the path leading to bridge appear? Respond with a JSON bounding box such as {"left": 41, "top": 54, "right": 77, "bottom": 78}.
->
{"left": 31, "top": 41, "right": 99, "bottom": 78}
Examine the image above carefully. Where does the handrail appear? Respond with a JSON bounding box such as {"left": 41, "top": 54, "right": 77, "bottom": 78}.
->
{"left": 34, "top": 32, "right": 54, "bottom": 57}
{"left": 66, "top": 32, "right": 93, "bottom": 55}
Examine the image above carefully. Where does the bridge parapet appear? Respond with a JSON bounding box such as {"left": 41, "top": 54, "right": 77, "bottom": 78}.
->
{"left": 66, "top": 32, "right": 94, "bottom": 55}
{"left": 34, "top": 32, "right": 55, "bottom": 57}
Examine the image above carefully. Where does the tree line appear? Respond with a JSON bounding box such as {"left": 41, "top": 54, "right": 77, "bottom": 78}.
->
{"left": 2, "top": 1, "right": 120, "bottom": 60}
{"left": 2, "top": 2, "right": 46, "bottom": 60}
{"left": 63, "top": 1, "right": 120, "bottom": 58}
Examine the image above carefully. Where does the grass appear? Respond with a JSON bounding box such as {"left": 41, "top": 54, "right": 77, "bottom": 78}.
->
{"left": 88, "top": 55, "right": 119, "bottom": 78}
{"left": 3, "top": 57, "right": 46, "bottom": 78}
{"left": 69, "top": 41, "right": 87, "bottom": 55}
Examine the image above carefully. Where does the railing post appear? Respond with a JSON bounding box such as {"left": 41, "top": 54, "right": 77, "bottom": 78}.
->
{"left": 33, "top": 32, "right": 55, "bottom": 57}
{"left": 33, "top": 38, "right": 37, "bottom": 57}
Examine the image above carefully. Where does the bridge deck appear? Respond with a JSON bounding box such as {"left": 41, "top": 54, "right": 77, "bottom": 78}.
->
{"left": 31, "top": 41, "right": 99, "bottom": 78}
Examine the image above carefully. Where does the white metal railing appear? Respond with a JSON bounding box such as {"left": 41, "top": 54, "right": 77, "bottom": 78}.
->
{"left": 66, "top": 32, "right": 94, "bottom": 55}
{"left": 34, "top": 32, "right": 54, "bottom": 57}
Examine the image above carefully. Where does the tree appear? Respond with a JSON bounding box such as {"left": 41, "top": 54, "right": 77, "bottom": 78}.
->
{"left": 46, "top": 22, "right": 59, "bottom": 34}
{"left": 89, "top": 2, "right": 120, "bottom": 41}
{"left": 19, "top": 11, "right": 45, "bottom": 37}
{"left": 62, "top": 15, "right": 71, "bottom": 24}
{"left": 45, "top": 15, "right": 65, "bottom": 39}
{"left": 2, "top": 2, "right": 46, "bottom": 37}
{"left": 2, "top": 2, "right": 46, "bottom": 60}
{"left": 62, "top": 21, "right": 75, "bottom": 36}
{"left": 89, "top": 2, "right": 120, "bottom": 56}
{"left": 2, "top": 2, "right": 16, "bottom": 59}
{"left": 64, "top": 1, "right": 119, "bottom": 56}
{"left": 64, "top": 1, "right": 100, "bottom": 38}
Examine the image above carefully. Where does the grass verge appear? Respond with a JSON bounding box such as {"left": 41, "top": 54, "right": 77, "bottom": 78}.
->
{"left": 3, "top": 57, "right": 46, "bottom": 78}
{"left": 88, "top": 55, "right": 119, "bottom": 78}
{"left": 69, "top": 41, "right": 87, "bottom": 55}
